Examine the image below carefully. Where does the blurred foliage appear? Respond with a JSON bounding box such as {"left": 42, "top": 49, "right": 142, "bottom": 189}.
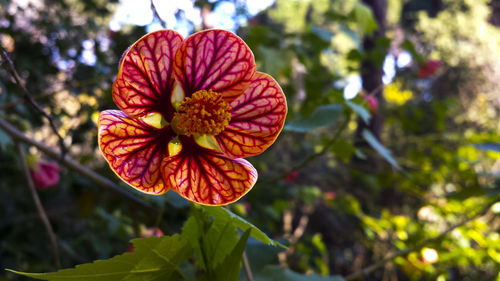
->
{"left": 1, "top": 0, "right": 500, "bottom": 280}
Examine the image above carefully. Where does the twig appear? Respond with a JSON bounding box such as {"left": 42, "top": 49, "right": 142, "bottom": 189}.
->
{"left": 150, "top": 0, "right": 167, "bottom": 28}
{"left": 0, "top": 48, "right": 67, "bottom": 158}
{"left": 278, "top": 206, "right": 313, "bottom": 267}
{"left": 274, "top": 118, "right": 350, "bottom": 182}
{"left": 0, "top": 92, "right": 52, "bottom": 111}
{"left": 344, "top": 197, "right": 500, "bottom": 280}
{"left": 242, "top": 251, "right": 254, "bottom": 281}
{"left": 0, "top": 118, "right": 155, "bottom": 210}
{"left": 363, "top": 82, "right": 384, "bottom": 98}
{"left": 16, "top": 142, "right": 61, "bottom": 269}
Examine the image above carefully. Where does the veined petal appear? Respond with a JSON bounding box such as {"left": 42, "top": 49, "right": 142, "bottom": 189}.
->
{"left": 216, "top": 72, "right": 287, "bottom": 159}
{"left": 98, "top": 110, "right": 175, "bottom": 195}
{"left": 173, "top": 29, "right": 256, "bottom": 102}
{"left": 113, "top": 30, "right": 183, "bottom": 120}
{"left": 162, "top": 141, "right": 257, "bottom": 205}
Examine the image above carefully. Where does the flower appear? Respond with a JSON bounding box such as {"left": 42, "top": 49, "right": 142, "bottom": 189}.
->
{"left": 283, "top": 170, "right": 298, "bottom": 183}
{"left": 98, "top": 29, "right": 287, "bottom": 206}
{"left": 418, "top": 59, "right": 441, "bottom": 78}
{"left": 363, "top": 94, "right": 378, "bottom": 114}
{"left": 29, "top": 159, "right": 61, "bottom": 189}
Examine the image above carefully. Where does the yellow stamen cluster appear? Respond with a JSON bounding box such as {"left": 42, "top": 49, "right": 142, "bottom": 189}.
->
{"left": 171, "top": 89, "right": 231, "bottom": 136}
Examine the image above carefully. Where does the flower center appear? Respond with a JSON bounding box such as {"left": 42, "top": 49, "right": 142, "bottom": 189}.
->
{"left": 171, "top": 89, "right": 231, "bottom": 136}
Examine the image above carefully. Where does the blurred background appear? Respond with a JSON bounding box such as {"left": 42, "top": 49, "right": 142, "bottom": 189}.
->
{"left": 1, "top": 0, "right": 500, "bottom": 280}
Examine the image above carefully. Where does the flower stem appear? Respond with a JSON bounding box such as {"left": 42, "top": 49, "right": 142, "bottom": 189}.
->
{"left": 242, "top": 251, "right": 253, "bottom": 281}
{"left": 16, "top": 142, "right": 61, "bottom": 269}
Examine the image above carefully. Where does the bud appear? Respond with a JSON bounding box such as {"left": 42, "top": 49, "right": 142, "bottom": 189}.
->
{"left": 29, "top": 158, "right": 61, "bottom": 190}
{"left": 324, "top": 191, "right": 336, "bottom": 201}
{"left": 418, "top": 60, "right": 441, "bottom": 78}
{"left": 284, "top": 170, "right": 298, "bottom": 183}
{"left": 363, "top": 95, "right": 378, "bottom": 114}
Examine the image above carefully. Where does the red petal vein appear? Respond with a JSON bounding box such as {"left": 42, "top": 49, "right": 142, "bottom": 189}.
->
{"left": 173, "top": 29, "right": 256, "bottom": 101}
{"left": 113, "top": 30, "right": 183, "bottom": 120}
{"left": 216, "top": 72, "right": 287, "bottom": 159}
{"left": 98, "top": 110, "right": 173, "bottom": 194}
{"left": 162, "top": 145, "right": 257, "bottom": 205}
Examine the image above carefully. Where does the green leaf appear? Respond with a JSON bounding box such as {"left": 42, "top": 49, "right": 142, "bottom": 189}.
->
{"left": 255, "top": 265, "right": 344, "bottom": 281}
{"left": 362, "top": 129, "right": 401, "bottom": 170}
{"left": 473, "top": 143, "right": 500, "bottom": 152}
{"left": 352, "top": 3, "right": 378, "bottom": 35}
{"left": 258, "top": 46, "right": 291, "bottom": 77}
{"left": 7, "top": 234, "right": 192, "bottom": 281}
{"left": 345, "top": 100, "right": 371, "bottom": 124}
{"left": 401, "top": 39, "right": 424, "bottom": 64}
{"left": 330, "top": 140, "right": 356, "bottom": 163}
{"left": 310, "top": 26, "right": 333, "bottom": 43}
{"left": 284, "top": 104, "right": 342, "bottom": 132}
{"left": 246, "top": 239, "right": 285, "bottom": 274}
{"left": 201, "top": 206, "right": 283, "bottom": 247}
{"left": 181, "top": 215, "right": 201, "bottom": 259}
{"left": 213, "top": 229, "right": 251, "bottom": 281}
{"left": 182, "top": 207, "right": 239, "bottom": 270}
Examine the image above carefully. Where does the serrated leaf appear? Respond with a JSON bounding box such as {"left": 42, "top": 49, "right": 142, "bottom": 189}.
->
{"left": 362, "top": 129, "right": 401, "bottom": 170}
{"left": 214, "top": 229, "right": 251, "bottom": 281}
{"left": 284, "top": 104, "right": 342, "bottom": 132}
{"left": 345, "top": 100, "right": 371, "bottom": 124}
{"left": 7, "top": 234, "right": 192, "bottom": 281}
{"left": 183, "top": 207, "right": 240, "bottom": 270}
{"left": 202, "top": 206, "right": 283, "bottom": 247}
{"left": 255, "top": 265, "right": 344, "bottom": 281}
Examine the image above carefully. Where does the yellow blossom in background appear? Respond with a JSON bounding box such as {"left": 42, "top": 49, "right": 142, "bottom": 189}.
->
{"left": 384, "top": 81, "right": 413, "bottom": 105}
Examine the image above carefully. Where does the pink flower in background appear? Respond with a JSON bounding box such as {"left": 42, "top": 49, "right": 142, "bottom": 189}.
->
{"left": 418, "top": 60, "right": 441, "bottom": 78}
{"left": 140, "top": 227, "right": 163, "bottom": 238}
{"left": 324, "top": 192, "right": 336, "bottom": 201}
{"left": 283, "top": 170, "right": 298, "bottom": 183}
{"left": 30, "top": 160, "right": 61, "bottom": 189}
{"left": 363, "top": 95, "right": 378, "bottom": 114}
{"left": 128, "top": 227, "right": 164, "bottom": 252}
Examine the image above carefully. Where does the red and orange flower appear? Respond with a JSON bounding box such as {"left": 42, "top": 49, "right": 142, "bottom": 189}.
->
{"left": 98, "top": 29, "right": 287, "bottom": 205}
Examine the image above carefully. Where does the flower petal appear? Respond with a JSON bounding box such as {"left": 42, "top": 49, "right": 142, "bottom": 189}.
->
{"left": 173, "top": 29, "right": 256, "bottom": 101}
{"left": 216, "top": 72, "right": 287, "bottom": 158}
{"left": 113, "top": 30, "right": 183, "bottom": 120}
{"left": 98, "top": 110, "right": 175, "bottom": 195}
{"left": 162, "top": 140, "right": 257, "bottom": 205}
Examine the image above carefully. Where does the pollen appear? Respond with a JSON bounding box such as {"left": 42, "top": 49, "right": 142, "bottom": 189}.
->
{"left": 171, "top": 89, "right": 231, "bottom": 136}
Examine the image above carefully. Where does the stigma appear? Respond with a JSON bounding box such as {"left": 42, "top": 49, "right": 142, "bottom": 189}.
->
{"left": 171, "top": 89, "right": 231, "bottom": 136}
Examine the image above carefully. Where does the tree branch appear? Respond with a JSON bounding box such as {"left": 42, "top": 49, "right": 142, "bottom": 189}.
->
{"left": 150, "top": 0, "right": 167, "bottom": 28}
{"left": 0, "top": 118, "right": 155, "bottom": 210}
{"left": 0, "top": 92, "right": 52, "bottom": 111}
{"left": 344, "top": 197, "right": 500, "bottom": 280}
{"left": 0, "top": 48, "right": 67, "bottom": 158}
{"left": 16, "top": 142, "right": 61, "bottom": 269}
